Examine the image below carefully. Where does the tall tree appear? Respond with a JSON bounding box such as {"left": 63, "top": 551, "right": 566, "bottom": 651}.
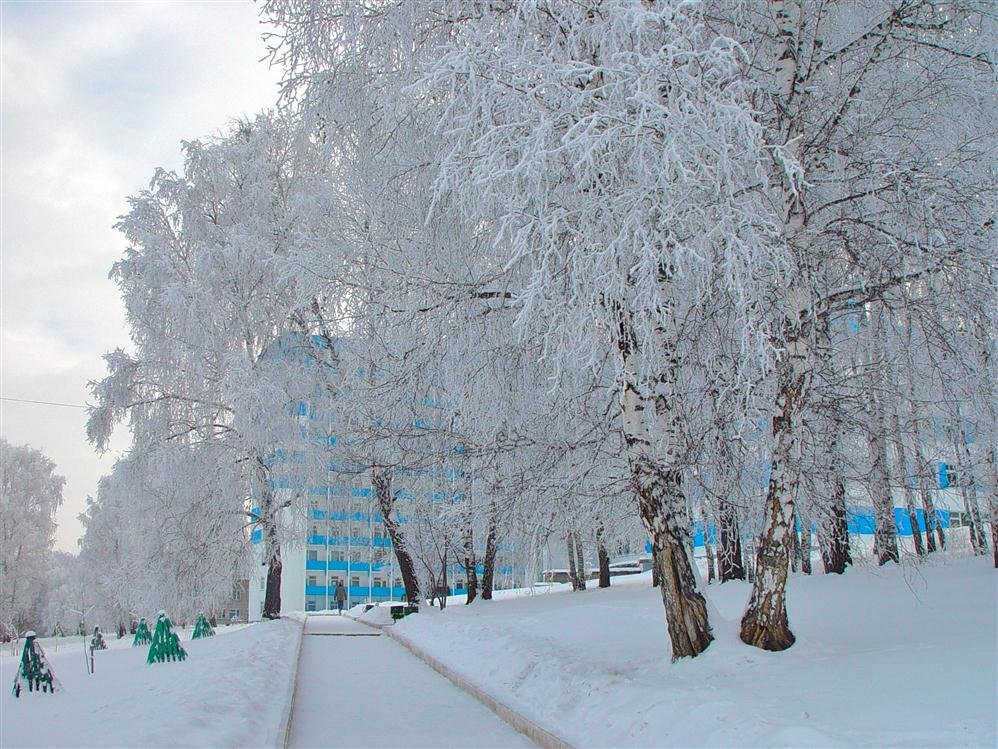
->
{"left": 0, "top": 440, "right": 64, "bottom": 633}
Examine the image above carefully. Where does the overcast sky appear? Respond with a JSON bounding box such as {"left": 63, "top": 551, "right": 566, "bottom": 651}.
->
{"left": 1, "top": 0, "right": 284, "bottom": 551}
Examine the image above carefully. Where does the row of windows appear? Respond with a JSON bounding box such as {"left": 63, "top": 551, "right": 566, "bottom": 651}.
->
{"left": 306, "top": 574, "right": 468, "bottom": 589}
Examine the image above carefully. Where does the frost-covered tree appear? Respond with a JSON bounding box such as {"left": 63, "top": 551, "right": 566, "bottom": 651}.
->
{"left": 265, "top": 0, "right": 786, "bottom": 660}
{"left": 88, "top": 114, "right": 328, "bottom": 618}
{"left": 728, "top": 0, "right": 995, "bottom": 650}
{"left": 0, "top": 440, "right": 65, "bottom": 633}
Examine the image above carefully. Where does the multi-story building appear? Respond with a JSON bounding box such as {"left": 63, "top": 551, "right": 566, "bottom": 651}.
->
{"left": 248, "top": 335, "right": 517, "bottom": 619}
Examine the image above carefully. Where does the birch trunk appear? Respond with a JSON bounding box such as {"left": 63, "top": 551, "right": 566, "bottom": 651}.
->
{"left": 741, "top": 0, "right": 810, "bottom": 652}
{"left": 702, "top": 506, "right": 716, "bottom": 584}
{"left": 438, "top": 549, "right": 448, "bottom": 610}
{"left": 740, "top": 319, "right": 808, "bottom": 650}
{"left": 717, "top": 499, "right": 745, "bottom": 582}
{"left": 868, "top": 399, "right": 900, "bottom": 565}
{"left": 790, "top": 511, "right": 802, "bottom": 574}
{"left": 820, "top": 472, "right": 851, "bottom": 574}
{"left": 575, "top": 534, "right": 587, "bottom": 590}
{"left": 618, "top": 308, "right": 712, "bottom": 659}
{"left": 464, "top": 528, "right": 478, "bottom": 604}
{"left": 799, "top": 515, "right": 812, "bottom": 574}
{"left": 374, "top": 469, "right": 420, "bottom": 606}
{"left": 955, "top": 432, "right": 988, "bottom": 556}
{"left": 891, "top": 411, "right": 924, "bottom": 557}
{"left": 911, "top": 419, "right": 944, "bottom": 552}
{"left": 596, "top": 525, "right": 611, "bottom": 588}
{"left": 263, "top": 519, "right": 283, "bottom": 620}
{"left": 987, "top": 447, "right": 998, "bottom": 568}
{"left": 481, "top": 503, "right": 498, "bottom": 599}
{"left": 258, "top": 480, "right": 283, "bottom": 620}
{"left": 566, "top": 532, "right": 580, "bottom": 591}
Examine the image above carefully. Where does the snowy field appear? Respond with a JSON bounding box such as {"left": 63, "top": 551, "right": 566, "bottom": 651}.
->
{"left": 381, "top": 558, "right": 996, "bottom": 748}
{"left": 1, "top": 618, "right": 301, "bottom": 748}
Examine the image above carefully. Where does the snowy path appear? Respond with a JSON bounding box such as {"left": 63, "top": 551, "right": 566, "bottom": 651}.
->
{"left": 287, "top": 614, "right": 534, "bottom": 748}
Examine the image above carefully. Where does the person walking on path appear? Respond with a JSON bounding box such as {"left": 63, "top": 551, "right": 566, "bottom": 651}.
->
{"left": 334, "top": 581, "right": 347, "bottom": 614}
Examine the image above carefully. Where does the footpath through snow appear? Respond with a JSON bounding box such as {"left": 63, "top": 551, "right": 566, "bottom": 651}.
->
{"left": 376, "top": 557, "right": 997, "bottom": 748}
{"left": 286, "top": 614, "right": 532, "bottom": 748}
{"left": 0, "top": 618, "right": 301, "bottom": 748}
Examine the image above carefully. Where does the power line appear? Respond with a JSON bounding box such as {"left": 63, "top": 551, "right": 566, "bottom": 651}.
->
{"left": 0, "top": 396, "right": 88, "bottom": 410}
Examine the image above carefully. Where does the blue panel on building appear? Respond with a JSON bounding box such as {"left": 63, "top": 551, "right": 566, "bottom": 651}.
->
{"left": 305, "top": 560, "right": 327, "bottom": 571}
{"left": 251, "top": 529, "right": 262, "bottom": 544}
{"left": 692, "top": 521, "right": 717, "bottom": 548}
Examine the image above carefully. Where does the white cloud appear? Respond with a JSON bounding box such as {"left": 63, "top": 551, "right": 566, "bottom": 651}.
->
{"left": 1, "top": 0, "right": 284, "bottom": 551}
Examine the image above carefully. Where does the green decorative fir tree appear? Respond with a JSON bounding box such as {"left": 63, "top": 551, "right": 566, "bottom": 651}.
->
{"left": 12, "top": 631, "right": 60, "bottom": 697}
{"left": 132, "top": 617, "right": 152, "bottom": 646}
{"left": 146, "top": 611, "right": 186, "bottom": 664}
{"left": 90, "top": 626, "right": 107, "bottom": 651}
{"left": 191, "top": 614, "right": 215, "bottom": 639}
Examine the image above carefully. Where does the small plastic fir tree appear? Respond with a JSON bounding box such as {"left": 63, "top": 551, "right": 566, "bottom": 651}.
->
{"left": 12, "top": 631, "right": 59, "bottom": 697}
{"left": 132, "top": 617, "right": 152, "bottom": 646}
{"left": 191, "top": 614, "right": 215, "bottom": 639}
{"left": 146, "top": 611, "right": 186, "bottom": 664}
{"left": 90, "top": 626, "right": 107, "bottom": 651}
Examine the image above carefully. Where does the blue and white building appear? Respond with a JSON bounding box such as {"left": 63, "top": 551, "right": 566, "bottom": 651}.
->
{"left": 248, "top": 336, "right": 518, "bottom": 619}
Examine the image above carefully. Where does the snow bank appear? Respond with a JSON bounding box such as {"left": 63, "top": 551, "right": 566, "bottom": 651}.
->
{"left": 393, "top": 558, "right": 997, "bottom": 748}
{"left": 1, "top": 618, "right": 303, "bottom": 748}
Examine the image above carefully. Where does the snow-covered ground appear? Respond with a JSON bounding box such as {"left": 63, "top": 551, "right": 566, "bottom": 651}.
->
{"left": 1, "top": 619, "right": 300, "bottom": 748}
{"left": 287, "top": 614, "right": 531, "bottom": 748}
{"left": 385, "top": 558, "right": 996, "bottom": 748}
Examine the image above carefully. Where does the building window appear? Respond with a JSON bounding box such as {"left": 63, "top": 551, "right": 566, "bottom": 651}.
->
{"left": 351, "top": 576, "right": 360, "bottom": 587}
{"left": 306, "top": 600, "right": 316, "bottom": 612}
{"left": 232, "top": 587, "right": 242, "bottom": 601}
{"left": 307, "top": 575, "right": 317, "bottom": 587}
{"left": 329, "top": 550, "right": 344, "bottom": 561}
{"left": 229, "top": 610, "right": 239, "bottom": 620}
{"left": 307, "top": 550, "right": 318, "bottom": 561}
{"left": 374, "top": 578, "right": 385, "bottom": 588}
{"left": 949, "top": 511, "right": 966, "bottom": 528}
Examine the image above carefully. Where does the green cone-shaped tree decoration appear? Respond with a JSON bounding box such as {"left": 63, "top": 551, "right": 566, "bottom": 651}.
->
{"left": 146, "top": 611, "right": 186, "bottom": 664}
{"left": 191, "top": 614, "right": 215, "bottom": 639}
{"left": 132, "top": 617, "right": 152, "bottom": 646}
{"left": 12, "top": 631, "right": 60, "bottom": 697}
{"left": 90, "top": 626, "right": 107, "bottom": 651}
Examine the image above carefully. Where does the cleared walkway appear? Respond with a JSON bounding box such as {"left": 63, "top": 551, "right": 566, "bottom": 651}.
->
{"left": 287, "top": 614, "right": 535, "bottom": 748}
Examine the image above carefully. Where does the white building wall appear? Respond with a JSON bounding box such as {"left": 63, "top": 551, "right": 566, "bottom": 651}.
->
{"left": 249, "top": 542, "right": 306, "bottom": 621}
